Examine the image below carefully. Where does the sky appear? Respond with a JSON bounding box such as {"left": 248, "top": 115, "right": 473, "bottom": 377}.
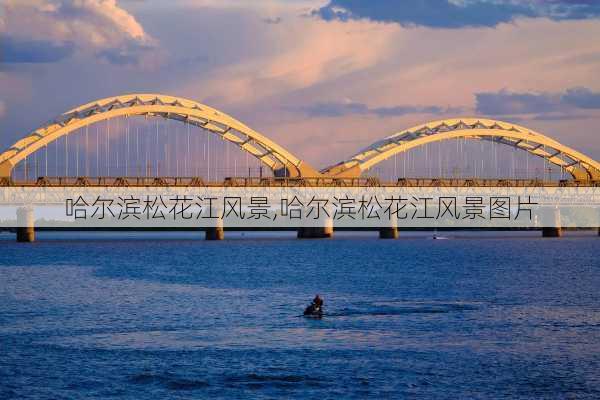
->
{"left": 1, "top": 0, "right": 600, "bottom": 169}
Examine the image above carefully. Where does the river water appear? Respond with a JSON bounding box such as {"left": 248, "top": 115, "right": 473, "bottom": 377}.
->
{"left": 1, "top": 231, "right": 599, "bottom": 399}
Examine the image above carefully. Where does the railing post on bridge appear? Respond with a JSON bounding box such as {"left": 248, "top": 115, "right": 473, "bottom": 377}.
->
{"left": 16, "top": 206, "right": 35, "bottom": 243}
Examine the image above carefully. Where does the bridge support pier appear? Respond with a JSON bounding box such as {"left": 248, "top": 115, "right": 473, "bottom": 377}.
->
{"left": 297, "top": 226, "right": 333, "bottom": 239}
{"left": 298, "top": 217, "right": 334, "bottom": 239}
{"left": 379, "top": 218, "right": 398, "bottom": 239}
{"left": 16, "top": 207, "right": 35, "bottom": 242}
{"left": 379, "top": 227, "right": 399, "bottom": 239}
{"left": 542, "top": 209, "right": 562, "bottom": 238}
{"left": 205, "top": 227, "right": 224, "bottom": 240}
{"left": 542, "top": 227, "right": 562, "bottom": 237}
{"left": 205, "top": 219, "right": 224, "bottom": 240}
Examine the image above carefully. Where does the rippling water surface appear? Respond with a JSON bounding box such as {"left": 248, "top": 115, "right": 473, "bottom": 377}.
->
{"left": 1, "top": 231, "right": 599, "bottom": 399}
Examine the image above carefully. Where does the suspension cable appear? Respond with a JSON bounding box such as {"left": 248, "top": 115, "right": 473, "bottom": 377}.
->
{"left": 65, "top": 132, "right": 68, "bottom": 177}
{"left": 246, "top": 143, "right": 249, "bottom": 177}
{"left": 107, "top": 118, "right": 110, "bottom": 177}
{"left": 186, "top": 120, "right": 190, "bottom": 176}
{"left": 76, "top": 128, "right": 79, "bottom": 177}
{"left": 225, "top": 135, "right": 229, "bottom": 179}
{"left": 493, "top": 138, "right": 497, "bottom": 177}
{"left": 136, "top": 123, "right": 140, "bottom": 176}
{"left": 543, "top": 145, "right": 547, "bottom": 181}
{"left": 438, "top": 141, "right": 442, "bottom": 177}
{"left": 164, "top": 121, "right": 168, "bottom": 177}
{"left": 34, "top": 146, "right": 38, "bottom": 179}
{"left": 85, "top": 124, "right": 89, "bottom": 176}
{"left": 525, "top": 141, "right": 529, "bottom": 179}
{"left": 126, "top": 116, "right": 129, "bottom": 177}
{"left": 512, "top": 149, "right": 515, "bottom": 179}
{"left": 155, "top": 118, "right": 159, "bottom": 177}
{"left": 115, "top": 118, "right": 119, "bottom": 174}
{"left": 197, "top": 128, "right": 201, "bottom": 177}
{"left": 96, "top": 123, "right": 99, "bottom": 177}
{"left": 207, "top": 131, "right": 210, "bottom": 182}
{"left": 145, "top": 118, "right": 149, "bottom": 177}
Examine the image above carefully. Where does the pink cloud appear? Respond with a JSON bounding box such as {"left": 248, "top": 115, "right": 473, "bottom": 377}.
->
{"left": 1, "top": 0, "right": 157, "bottom": 65}
{"left": 180, "top": 12, "right": 600, "bottom": 163}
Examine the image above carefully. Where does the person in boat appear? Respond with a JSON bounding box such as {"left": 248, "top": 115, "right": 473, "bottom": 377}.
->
{"left": 304, "top": 294, "right": 324, "bottom": 316}
{"left": 312, "top": 294, "right": 323, "bottom": 310}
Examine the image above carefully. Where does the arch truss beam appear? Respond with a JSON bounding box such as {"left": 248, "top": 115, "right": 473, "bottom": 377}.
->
{"left": 0, "top": 94, "right": 321, "bottom": 179}
{"left": 322, "top": 118, "right": 600, "bottom": 181}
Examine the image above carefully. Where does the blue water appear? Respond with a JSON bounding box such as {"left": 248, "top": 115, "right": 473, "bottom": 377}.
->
{"left": 1, "top": 231, "right": 599, "bottom": 399}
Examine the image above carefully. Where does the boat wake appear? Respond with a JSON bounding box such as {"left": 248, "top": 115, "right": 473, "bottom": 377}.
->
{"left": 323, "top": 302, "right": 478, "bottom": 318}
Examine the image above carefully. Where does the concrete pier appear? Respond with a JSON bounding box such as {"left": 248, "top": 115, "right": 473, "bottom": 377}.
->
{"left": 379, "top": 227, "right": 399, "bottom": 239}
{"left": 16, "top": 226, "right": 35, "bottom": 242}
{"left": 16, "top": 207, "right": 35, "bottom": 242}
{"left": 297, "top": 226, "right": 334, "bottom": 239}
{"left": 205, "top": 218, "right": 224, "bottom": 240}
{"left": 297, "top": 213, "right": 334, "bottom": 239}
{"left": 542, "top": 227, "right": 562, "bottom": 237}
{"left": 542, "top": 208, "right": 562, "bottom": 237}
{"left": 297, "top": 217, "right": 334, "bottom": 239}
{"left": 379, "top": 218, "right": 398, "bottom": 239}
{"left": 205, "top": 227, "right": 224, "bottom": 240}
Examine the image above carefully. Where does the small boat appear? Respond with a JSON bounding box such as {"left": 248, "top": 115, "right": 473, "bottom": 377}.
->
{"left": 303, "top": 303, "right": 323, "bottom": 318}
{"left": 432, "top": 229, "right": 448, "bottom": 240}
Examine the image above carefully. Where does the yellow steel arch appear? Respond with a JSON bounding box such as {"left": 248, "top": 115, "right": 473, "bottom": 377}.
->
{"left": 323, "top": 118, "right": 600, "bottom": 180}
{"left": 0, "top": 94, "right": 320, "bottom": 178}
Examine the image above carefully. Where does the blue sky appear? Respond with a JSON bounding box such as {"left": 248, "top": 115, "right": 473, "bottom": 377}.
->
{"left": 1, "top": 0, "right": 600, "bottom": 166}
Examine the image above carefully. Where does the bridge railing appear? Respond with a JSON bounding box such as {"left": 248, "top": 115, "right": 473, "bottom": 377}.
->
{"left": 1, "top": 176, "right": 599, "bottom": 187}
{"left": 393, "top": 178, "right": 600, "bottom": 187}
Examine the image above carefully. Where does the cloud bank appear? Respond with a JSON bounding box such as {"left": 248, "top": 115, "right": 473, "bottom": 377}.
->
{"left": 314, "top": 0, "right": 600, "bottom": 28}
{"left": 0, "top": 0, "right": 156, "bottom": 64}
{"left": 301, "top": 101, "right": 462, "bottom": 118}
{"left": 1, "top": 1, "right": 600, "bottom": 166}
{"left": 475, "top": 87, "right": 600, "bottom": 117}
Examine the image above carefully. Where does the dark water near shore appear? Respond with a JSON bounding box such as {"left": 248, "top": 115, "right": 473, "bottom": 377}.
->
{"left": 1, "top": 231, "right": 599, "bottom": 399}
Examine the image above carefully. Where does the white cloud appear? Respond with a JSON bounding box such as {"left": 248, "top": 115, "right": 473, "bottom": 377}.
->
{"left": 1, "top": 0, "right": 156, "bottom": 64}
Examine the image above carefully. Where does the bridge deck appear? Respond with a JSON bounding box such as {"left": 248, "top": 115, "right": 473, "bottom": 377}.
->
{"left": 1, "top": 176, "right": 598, "bottom": 187}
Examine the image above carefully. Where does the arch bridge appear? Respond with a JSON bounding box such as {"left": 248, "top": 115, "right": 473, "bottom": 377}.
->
{"left": 1, "top": 95, "right": 599, "bottom": 184}
{"left": 322, "top": 118, "right": 600, "bottom": 181}
{"left": 0, "top": 94, "right": 320, "bottom": 180}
